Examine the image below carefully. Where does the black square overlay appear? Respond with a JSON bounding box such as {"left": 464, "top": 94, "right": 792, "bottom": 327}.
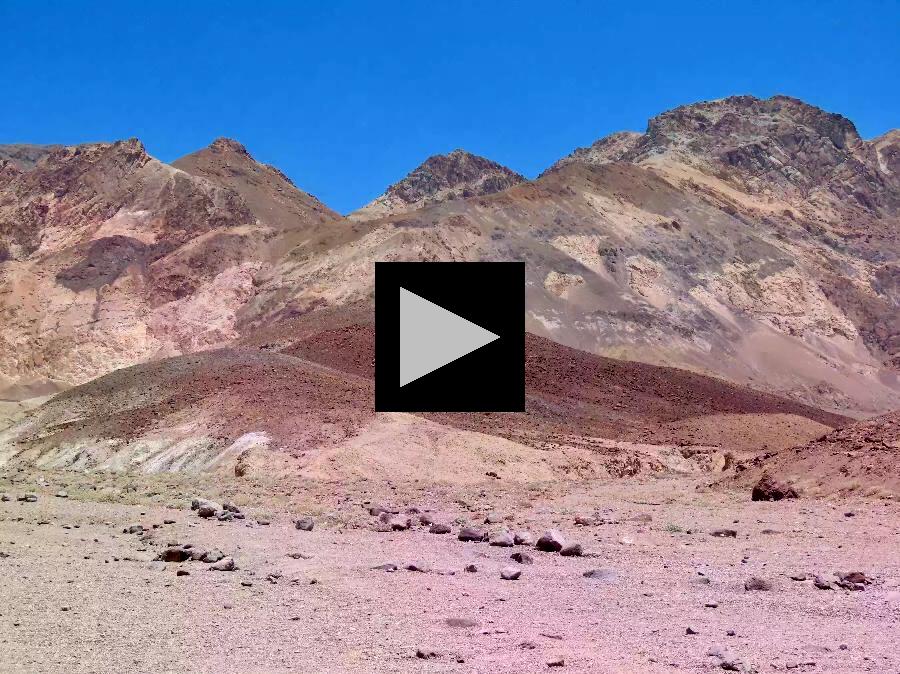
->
{"left": 375, "top": 262, "right": 525, "bottom": 412}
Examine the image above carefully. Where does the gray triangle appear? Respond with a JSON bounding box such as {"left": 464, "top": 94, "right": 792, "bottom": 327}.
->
{"left": 400, "top": 287, "right": 500, "bottom": 387}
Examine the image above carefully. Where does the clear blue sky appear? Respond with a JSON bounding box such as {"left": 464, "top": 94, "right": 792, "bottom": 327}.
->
{"left": 1, "top": 0, "right": 897, "bottom": 213}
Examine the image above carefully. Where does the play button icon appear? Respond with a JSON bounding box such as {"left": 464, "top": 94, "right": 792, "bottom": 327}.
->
{"left": 400, "top": 287, "right": 500, "bottom": 386}
{"left": 376, "top": 262, "right": 525, "bottom": 412}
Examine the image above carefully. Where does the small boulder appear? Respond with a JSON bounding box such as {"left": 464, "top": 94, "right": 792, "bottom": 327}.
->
{"left": 388, "top": 515, "right": 411, "bottom": 531}
{"left": 489, "top": 530, "right": 515, "bottom": 547}
{"left": 536, "top": 530, "right": 565, "bottom": 553}
{"left": 202, "top": 549, "right": 225, "bottom": 563}
{"left": 751, "top": 474, "right": 798, "bottom": 501}
{"left": 55, "top": 491, "right": 68, "bottom": 499}
{"left": 18, "top": 493, "right": 38, "bottom": 503}
{"left": 484, "top": 512, "right": 503, "bottom": 524}
{"left": 197, "top": 503, "right": 219, "bottom": 518}
{"left": 295, "top": 517, "right": 315, "bottom": 532}
{"left": 500, "top": 566, "right": 522, "bottom": 580}
{"left": 223, "top": 502, "right": 241, "bottom": 514}
{"left": 510, "top": 552, "right": 534, "bottom": 565}
{"left": 208, "top": 557, "right": 237, "bottom": 572}
{"left": 429, "top": 523, "right": 452, "bottom": 534}
{"left": 744, "top": 577, "right": 773, "bottom": 591}
{"left": 458, "top": 527, "right": 488, "bottom": 542}
{"left": 156, "top": 546, "right": 191, "bottom": 563}
{"left": 559, "top": 543, "right": 583, "bottom": 557}
{"left": 513, "top": 531, "right": 534, "bottom": 546}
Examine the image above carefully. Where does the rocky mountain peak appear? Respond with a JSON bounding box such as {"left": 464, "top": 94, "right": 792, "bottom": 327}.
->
{"left": 207, "top": 137, "right": 252, "bottom": 157}
{"left": 350, "top": 148, "right": 525, "bottom": 219}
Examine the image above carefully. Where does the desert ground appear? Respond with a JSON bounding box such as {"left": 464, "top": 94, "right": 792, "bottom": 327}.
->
{"left": 1, "top": 468, "right": 898, "bottom": 674}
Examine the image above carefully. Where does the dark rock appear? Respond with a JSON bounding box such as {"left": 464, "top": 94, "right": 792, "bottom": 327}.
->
{"left": 547, "top": 656, "right": 565, "bottom": 667}
{"left": 711, "top": 529, "right": 738, "bottom": 538}
{"left": 197, "top": 503, "right": 219, "bottom": 518}
{"left": 217, "top": 511, "right": 234, "bottom": 522}
{"left": 559, "top": 543, "right": 583, "bottom": 557}
{"left": 55, "top": 491, "right": 68, "bottom": 498}
{"left": 751, "top": 474, "right": 798, "bottom": 501}
{"left": 511, "top": 552, "right": 534, "bottom": 565}
{"left": 416, "top": 648, "right": 440, "bottom": 660}
{"left": 223, "top": 502, "right": 241, "bottom": 513}
{"left": 176, "top": 569, "right": 190, "bottom": 577}
{"left": 536, "top": 530, "right": 565, "bottom": 552}
{"left": 513, "top": 531, "right": 533, "bottom": 545}
{"left": 156, "top": 546, "right": 191, "bottom": 563}
{"left": 789, "top": 573, "right": 807, "bottom": 581}
{"left": 429, "top": 523, "right": 451, "bottom": 534}
{"left": 686, "top": 626, "right": 699, "bottom": 635}
{"left": 464, "top": 564, "right": 478, "bottom": 573}
{"left": 371, "top": 563, "right": 399, "bottom": 572}
{"left": 294, "top": 517, "right": 315, "bottom": 531}
{"left": 18, "top": 493, "right": 38, "bottom": 503}
{"left": 419, "top": 513, "right": 434, "bottom": 526}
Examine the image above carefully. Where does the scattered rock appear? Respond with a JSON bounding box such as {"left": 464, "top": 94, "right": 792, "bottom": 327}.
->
{"left": 546, "top": 656, "right": 565, "bottom": 667}
{"left": 176, "top": 569, "right": 190, "bottom": 577}
{"left": 389, "top": 515, "right": 411, "bottom": 531}
{"left": 223, "top": 502, "right": 241, "bottom": 514}
{"left": 294, "top": 517, "right": 315, "bottom": 532}
{"left": 813, "top": 575, "right": 834, "bottom": 590}
{"left": 17, "top": 493, "right": 38, "bottom": 503}
{"left": 419, "top": 513, "right": 434, "bottom": 526}
{"left": 125, "top": 525, "right": 144, "bottom": 534}
{"left": 744, "top": 577, "right": 773, "bottom": 591}
{"left": 513, "top": 531, "right": 534, "bottom": 546}
{"left": 202, "top": 549, "right": 226, "bottom": 564}
{"left": 789, "top": 573, "right": 808, "bottom": 581}
{"left": 156, "top": 546, "right": 191, "bottom": 563}
{"left": 371, "top": 563, "right": 399, "bottom": 572}
{"left": 445, "top": 617, "right": 479, "bottom": 628}
{"left": 217, "top": 511, "right": 234, "bottom": 522}
{"left": 208, "top": 557, "right": 237, "bottom": 572}
{"left": 489, "top": 530, "right": 515, "bottom": 547}
{"left": 711, "top": 529, "right": 738, "bottom": 538}
{"left": 500, "top": 566, "right": 522, "bottom": 580}
{"left": 429, "top": 523, "right": 452, "bottom": 534}
{"left": 574, "top": 515, "right": 595, "bottom": 526}
{"left": 559, "top": 543, "right": 583, "bottom": 557}
{"left": 0, "top": 494, "right": 10, "bottom": 502}
{"left": 197, "top": 503, "right": 219, "bottom": 518}
{"left": 368, "top": 505, "right": 396, "bottom": 517}
{"left": 511, "top": 552, "right": 534, "bottom": 565}
{"left": 458, "top": 527, "right": 488, "bottom": 542}
{"left": 751, "top": 474, "right": 798, "bottom": 501}
{"left": 484, "top": 512, "right": 503, "bottom": 524}
{"left": 163, "top": 519, "right": 176, "bottom": 525}
{"left": 416, "top": 648, "right": 440, "bottom": 660}
{"left": 464, "top": 564, "right": 478, "bottom": 573}
{"left": 55, "top": 491, "right": 68, "bottom": 498}
{"left": 536, "top": 530, "right": 565, "bottom": 552}
{"left": 686, "top": 626, "right": 699, "bottom": 635}
{"left": 404, "top": 563, "right": 427, "bottom": 572}
{"left": 583, "top": 569, "right": 618, "bottom": 582}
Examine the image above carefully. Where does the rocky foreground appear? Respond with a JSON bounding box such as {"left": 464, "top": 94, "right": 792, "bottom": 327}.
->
{"left": 1, "top": 469, "right": 897, "bottom": 673}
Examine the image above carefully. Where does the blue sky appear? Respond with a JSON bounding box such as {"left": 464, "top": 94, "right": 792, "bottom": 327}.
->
{"left": 1, "top": 0, "right": 897, "bottom": 213}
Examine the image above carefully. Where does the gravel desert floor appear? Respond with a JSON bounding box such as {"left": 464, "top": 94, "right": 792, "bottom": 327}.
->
{"left": 1, "top": 470, "right": 898, "bottom": 674}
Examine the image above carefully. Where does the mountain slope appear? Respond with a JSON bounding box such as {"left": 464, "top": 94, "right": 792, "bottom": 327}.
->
{"left": 350, "top": 149, "right": 525, "bottom": 219}
{"left": 252, "top": 96, "right": 899, "bottom": 415}
{"left": 0, "top": 330, "right": 845, "bottom": 476}
{"left": 173, "top": 138, "right": 341, "bottom": 239}
{"left": 0, "top": 139, "right": 342, "bottom": 399}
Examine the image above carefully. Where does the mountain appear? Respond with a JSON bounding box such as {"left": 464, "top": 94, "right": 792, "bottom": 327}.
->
{"left": 1, "top": 95, "right": 897, "bottom": 420}
{"left": 252, "top": 96, "right": 900, "bottom": 415}
{"left": 0, "top": 138, "right": 352, "bottom": 401}
{"left": 173, "top": 138, "right": 340, "bottom": 237}
{"left": 350, "top": 149, "right": 525, "bottom": 219}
